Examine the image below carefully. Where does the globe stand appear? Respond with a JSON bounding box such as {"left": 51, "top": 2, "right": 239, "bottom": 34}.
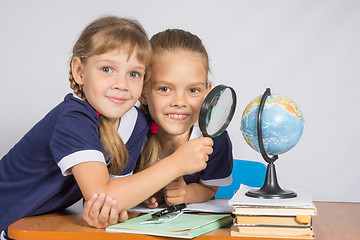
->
{"left": 246, "top": 88, "right": 297, "bottom": 199}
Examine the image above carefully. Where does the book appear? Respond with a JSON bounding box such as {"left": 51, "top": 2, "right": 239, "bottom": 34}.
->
{"left": 235, "top": 214, "right": 312, "bottom": 227}
{"left": 233, "top": 206, "right": 317, "bottom": 216}
{"left": 106, "top": 212, "right": 233, "bottom": 239}
{"left": 232, "top": 225, "right": 314, "bottom": 237}
{"left": 231, "top": 226, "right": 316, "bottom": 239}
{"left": 229, "top": 185, "right": 317, "bottom": 216}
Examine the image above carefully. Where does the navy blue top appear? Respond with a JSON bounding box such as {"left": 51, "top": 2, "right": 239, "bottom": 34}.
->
{"left": 184, "top": 124, "right": 233, "bottom": 187}
{"left": 0, "top": 93, "right": 149, "bottom": 234}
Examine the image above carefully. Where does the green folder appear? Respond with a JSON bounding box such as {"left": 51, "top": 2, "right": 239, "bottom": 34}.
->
{"left": 106, "top": 212, "right": 233, "bottom": 239}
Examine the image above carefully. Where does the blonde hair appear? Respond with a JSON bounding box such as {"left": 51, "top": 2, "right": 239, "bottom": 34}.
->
{"left": 69, "top": 16, "right": 152, "bottom": 174}
{"left": 137, "top": 29, "right": 210, "bottom": 171}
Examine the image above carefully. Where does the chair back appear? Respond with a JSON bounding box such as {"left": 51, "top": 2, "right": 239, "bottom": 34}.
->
{"left": 215, "top": 159, "right": 266, "bottom": 198}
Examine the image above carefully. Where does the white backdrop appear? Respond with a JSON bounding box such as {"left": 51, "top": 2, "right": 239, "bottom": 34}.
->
{"left": 1, "top": 0, "right": 359, "bottom": 202}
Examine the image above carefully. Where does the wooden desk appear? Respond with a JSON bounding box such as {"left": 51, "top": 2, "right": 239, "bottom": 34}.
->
{"left": 8, "top": 201, "right": 360, "bottom": 240}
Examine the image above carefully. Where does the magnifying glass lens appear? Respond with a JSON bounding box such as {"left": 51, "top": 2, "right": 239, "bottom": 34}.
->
{"left": 199, "top": 85, "right": 236, "bottom": 138}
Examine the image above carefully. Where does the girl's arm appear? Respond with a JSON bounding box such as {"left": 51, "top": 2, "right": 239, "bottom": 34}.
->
{"left": 72, "top": 137, "right": 213, "bottom": 213}
{"left": 82, "top": 176, "right": 217, "bottom": 228}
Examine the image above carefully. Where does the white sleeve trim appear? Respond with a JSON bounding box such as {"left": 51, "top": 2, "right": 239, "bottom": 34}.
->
{"left": 1, "top": 231, "right": 6, "bottom": 240}
{"left": 200, "top": 174, "right": 233, "bottom": 186}
{"left": 58, "top": 150, "right": 105, "bottom": 176}
{"left": 118, "top": 107, "right": 138, "bottom": 144}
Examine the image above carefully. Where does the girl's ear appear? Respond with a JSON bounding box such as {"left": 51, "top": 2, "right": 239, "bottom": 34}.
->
{"left": 71, "top": 57, "right": 85, "bottom": 85}
{"left": 206, "top": 81, "right": 212, "bottom": 95}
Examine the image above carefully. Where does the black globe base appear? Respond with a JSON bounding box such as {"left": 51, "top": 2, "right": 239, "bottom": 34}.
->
{"left": 246, "top": 187, "right": 297, "bottom": 199}
{"left": 246, "top": 162, "right": 297, "bottom": 199}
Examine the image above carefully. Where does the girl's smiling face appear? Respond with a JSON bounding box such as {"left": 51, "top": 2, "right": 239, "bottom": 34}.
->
{"left": 72, "top": 48, "right": 146, "bottom": 127}
{"left": 143, "top": 50, "right": 211, "bottom": 138}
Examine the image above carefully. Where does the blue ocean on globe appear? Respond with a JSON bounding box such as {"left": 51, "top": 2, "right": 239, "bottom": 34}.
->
{"left": 241, "top": 94, "right": 304, "bottom": 156}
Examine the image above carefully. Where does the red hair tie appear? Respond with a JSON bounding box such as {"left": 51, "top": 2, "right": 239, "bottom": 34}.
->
{"left": 96, "top": 111, "right": 101, "bottom": 117}
{"left": 149, "top": 122, "right": 158, "bottom": 133}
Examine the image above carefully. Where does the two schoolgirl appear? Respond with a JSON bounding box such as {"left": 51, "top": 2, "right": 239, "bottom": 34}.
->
{"left": 0, "top": 16, "right": 214, "bottom": 238}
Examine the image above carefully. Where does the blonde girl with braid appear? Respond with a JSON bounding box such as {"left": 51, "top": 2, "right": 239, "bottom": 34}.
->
{"left": 84, "top": 29, "right": 233, "bottom": 228}
{"left": 0, "top": 17, "right": 213, "bottom": 237}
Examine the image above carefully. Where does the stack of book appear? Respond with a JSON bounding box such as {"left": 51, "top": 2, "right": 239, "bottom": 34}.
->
{"left": 229, "top": 185, "right": 317, "bottom": 239}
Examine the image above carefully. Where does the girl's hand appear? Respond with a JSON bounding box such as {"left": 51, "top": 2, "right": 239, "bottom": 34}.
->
{"left": 143, "top": 190, "right": 164, "bottom": 208}
{"left": 82, "top": 193, "right": 128, "bottom": 228}
{"left": 163, "top": 177, "right": 187, "bottom": 206}
{"left": 171, "top": 137, "right": 213, "bottom": 175}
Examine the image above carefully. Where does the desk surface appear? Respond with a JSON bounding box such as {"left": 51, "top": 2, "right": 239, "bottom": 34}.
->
{"left": 8, "top": 201, "right": 360, "bottom": 240}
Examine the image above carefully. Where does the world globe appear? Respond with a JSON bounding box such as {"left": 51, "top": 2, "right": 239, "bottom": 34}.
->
{"left": 241, "top": 93, "right": 304, "bottom": 156}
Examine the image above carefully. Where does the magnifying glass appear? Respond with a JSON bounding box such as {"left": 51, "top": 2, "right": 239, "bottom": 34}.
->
{"left": 199, "top": 85, "right": 237, "bottom": 137}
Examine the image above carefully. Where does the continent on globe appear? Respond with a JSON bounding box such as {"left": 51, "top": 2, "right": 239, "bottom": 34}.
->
{"left": 241, "top": 94, "right": 304, "bottom": 156}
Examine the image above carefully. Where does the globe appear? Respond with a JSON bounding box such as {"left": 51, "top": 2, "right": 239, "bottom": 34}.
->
{"left": 241, "top": 93, "right": 304, "bottom": 156}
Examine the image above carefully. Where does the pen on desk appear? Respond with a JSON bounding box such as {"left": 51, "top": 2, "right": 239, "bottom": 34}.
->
{"left": 151, "top": 203, "right": 187, "bottom": 219}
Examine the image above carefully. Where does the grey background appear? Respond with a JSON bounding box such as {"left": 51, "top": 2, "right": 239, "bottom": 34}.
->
{"left": 1, "top": 0, "right": 359, "bottom": 202}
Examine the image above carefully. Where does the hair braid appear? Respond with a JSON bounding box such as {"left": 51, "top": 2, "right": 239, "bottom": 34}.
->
{"left": 69, "top": 69, "right": 85, "bottom": 100}
{"left": 98, "top": 115, "right": 129, "bottom": 174}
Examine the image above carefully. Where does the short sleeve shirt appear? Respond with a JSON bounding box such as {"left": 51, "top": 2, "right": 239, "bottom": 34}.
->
{"left": 183, "top": 123, "right": 233, "bottom": 186}
{"left": 0, "top": 93, "right": 149, "bottom": 234}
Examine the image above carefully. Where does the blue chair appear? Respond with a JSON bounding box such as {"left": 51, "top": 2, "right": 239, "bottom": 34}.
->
{"left": 215, "top": 159, "right": 267, "bottom": 199}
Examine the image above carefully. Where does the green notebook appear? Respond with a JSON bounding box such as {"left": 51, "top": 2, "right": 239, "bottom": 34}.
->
{"left": 106, "top": 212, "right": 233, "bottom": 239}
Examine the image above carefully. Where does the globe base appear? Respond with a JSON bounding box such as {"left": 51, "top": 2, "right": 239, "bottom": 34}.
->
{"left": 245, "top": 161, "right": 297, "bottom": 199}
{"left": 246, "top": 188, "right": 297, "bottom": 199}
